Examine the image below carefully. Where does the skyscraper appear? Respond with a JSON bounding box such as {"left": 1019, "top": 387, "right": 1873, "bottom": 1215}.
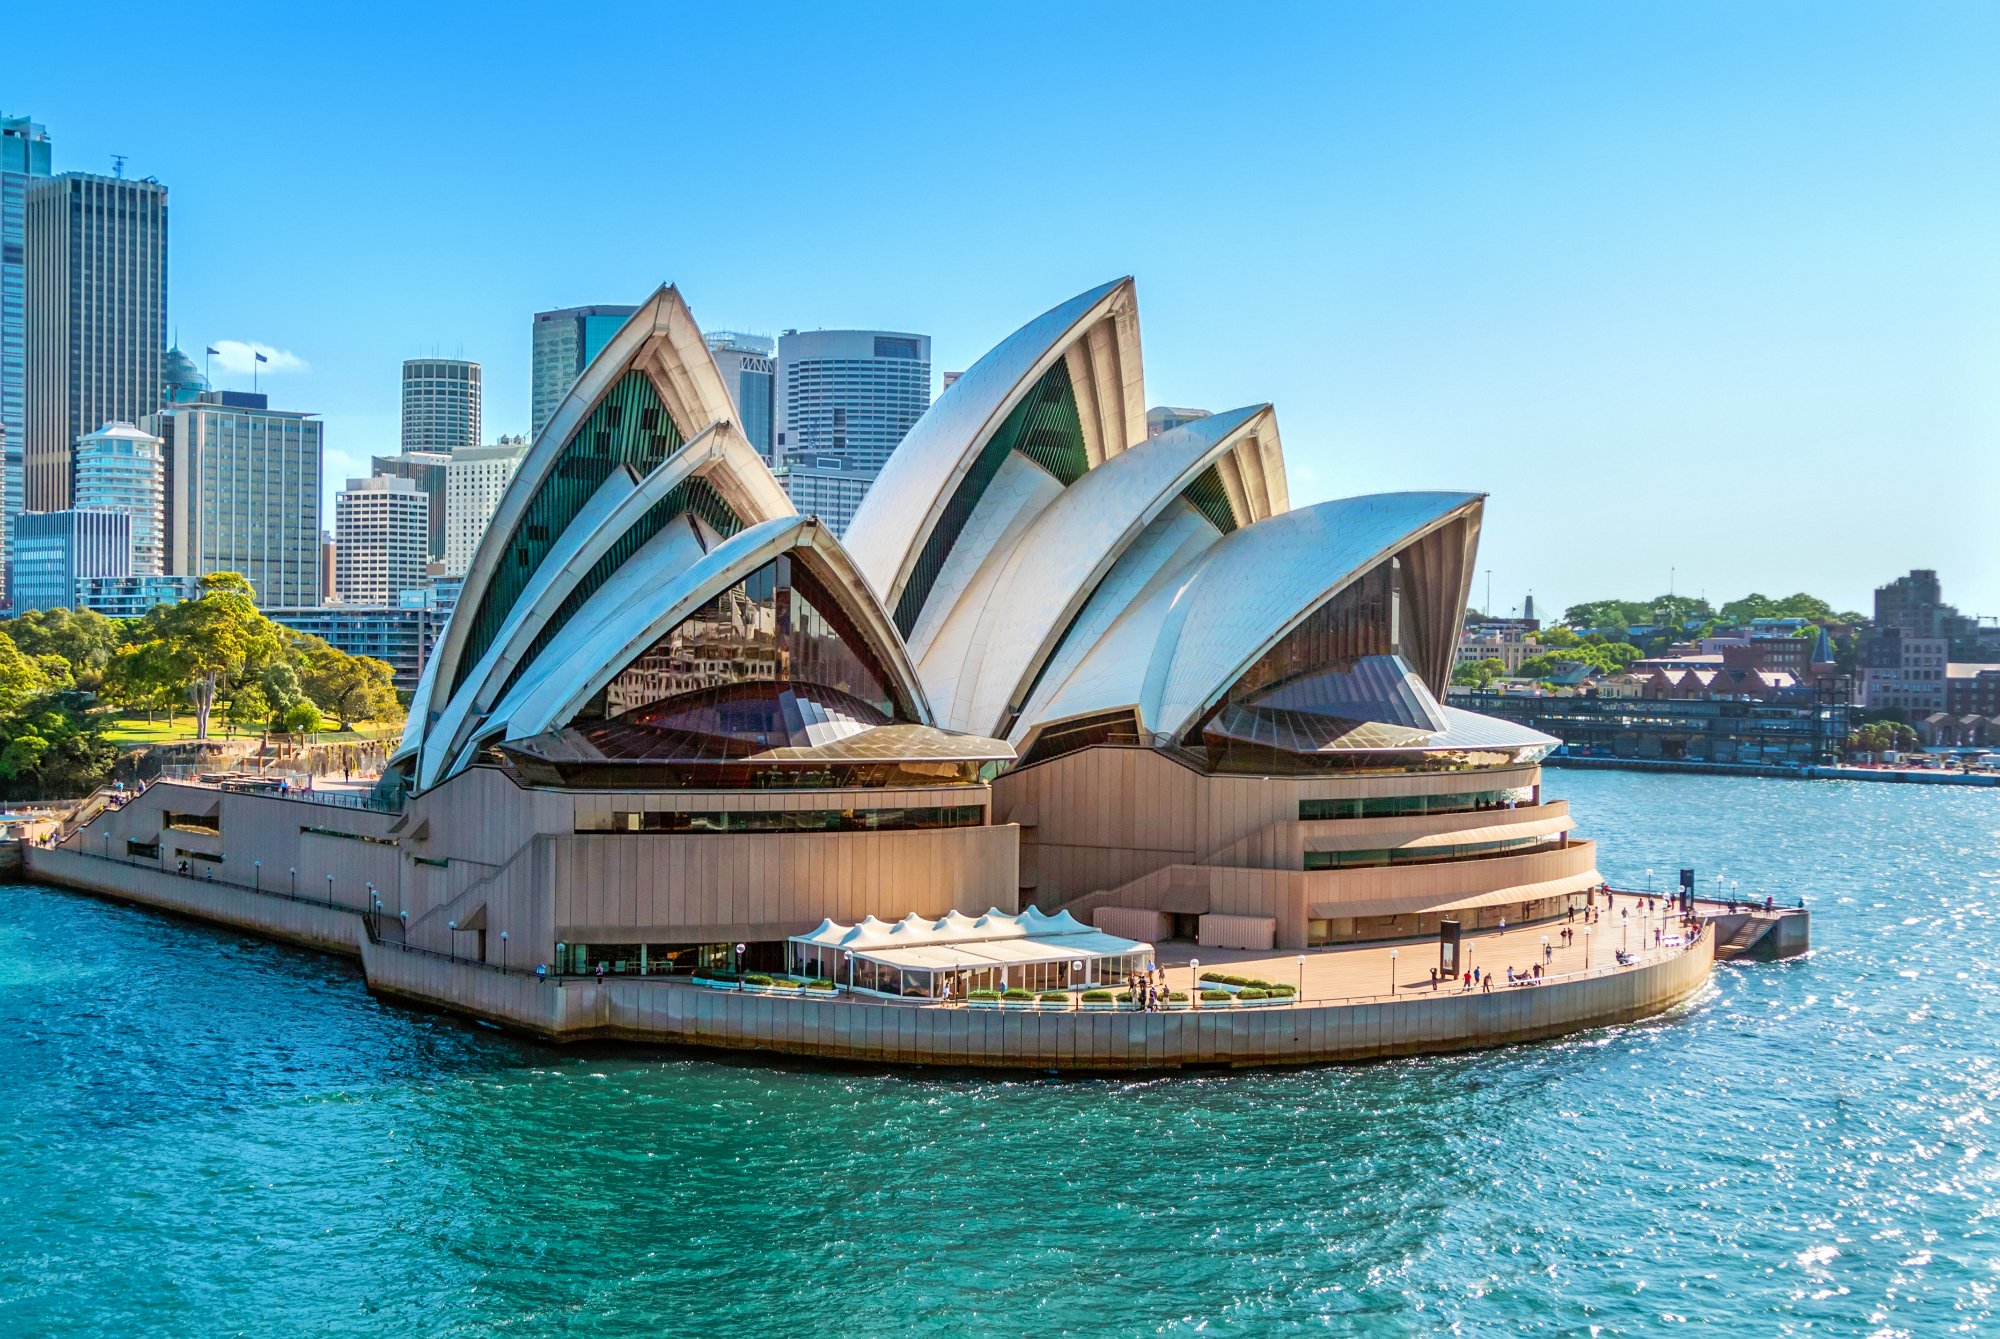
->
{"left": 531, "top": 304, "right": 637, "bottom": 437}
{"left": 144, "top": 390, "right": 322, "bottom": 607}
{"left": 773, "top": 329, "right": 930, "bottom": 533}
{"left": 400, "top": 358, "right": 481, "bottom": 454}
{"left": 443, "top": 437, "right": 525, "bottom": 577}
{"left": 1, "top": 115, "right": 52, "bottom": 584}
{"left": 12, "top": 509, "right": 131, "bottom": 614}
{"left": 704, "top": 331, "right": 776, "bottom": 462}
{"left": 334, "top": 475, "right": 428, "bottom": 604}
{"left": 23, "top": 171, "right": 168, "bottom": 512}
{"left": 369, "top": 449, "right": 450, "bottom": 565}
{"left": 75, "top": 421, "right": 166, "bottom": 576}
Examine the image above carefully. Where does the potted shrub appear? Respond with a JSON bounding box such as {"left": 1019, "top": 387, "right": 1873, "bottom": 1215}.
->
{"left": 804, "top": 978, "right": 836, "bottom": 995}
{"left": 1081, "top": 989, "right": 1119, "bottom": 1012}
{"left": 1237, "top": 987, "right": 1271, "bottom": 1005}
{"left": 1199, "top": 989, "right": 1233, "bottom": 1006}
{"left": 1037, "top": 991, "right": 1071, "bottom": 1009}
{"left": 1001, "top": 988, "right": 1037, "bottom": 1009}
{"left": 968, "top": 988, "right": 1002, "bottom": 1009}
{"left": 1163, "top": 990, "right": 1190, "bottom": 1010}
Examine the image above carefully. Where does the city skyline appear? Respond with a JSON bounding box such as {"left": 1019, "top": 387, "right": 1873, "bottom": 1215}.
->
{"left": 8, "top": 1, "right": 1999, "bottom": 619}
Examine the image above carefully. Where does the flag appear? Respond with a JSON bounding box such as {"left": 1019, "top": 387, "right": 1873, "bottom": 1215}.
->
{"left": 205, "top": 346, "right": 218, "bottom": 356}
{"left": 254, "top": 352, "right": 269, "bottom": 364}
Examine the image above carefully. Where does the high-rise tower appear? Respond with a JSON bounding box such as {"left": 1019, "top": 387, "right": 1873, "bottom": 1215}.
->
{"left": 530, "top": 305, "right": 636, "bottom": 437}
{"left": 23, "top": 169, "right": 166, "bottom": 512}
{"left": 773, "top": 329, "right": 930, "bottom": 534}
{"left": 704, "top": 331, "right": 776, "bottom": 462}
{"left": 400, "top": 358, "right": 481, "bottom": 454}
{"left": 0, "top": 115, "right": 53, "bottom": 581}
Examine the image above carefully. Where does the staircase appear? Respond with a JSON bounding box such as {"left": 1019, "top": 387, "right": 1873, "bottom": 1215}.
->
{"left": 1715, "top": 915, "right": 1778, "bottom": 962}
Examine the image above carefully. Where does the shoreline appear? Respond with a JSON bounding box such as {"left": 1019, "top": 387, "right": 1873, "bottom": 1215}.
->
{"left": 19, "top": 839, "right": 1747, "bottom": 1072}
{"left": 1547, "top": 755, "right": 2000, "bottom": 786}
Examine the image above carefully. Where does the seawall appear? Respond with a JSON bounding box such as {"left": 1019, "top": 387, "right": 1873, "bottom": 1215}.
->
{"left": 28, "top": 842, "right": 1717, "bottom": 1072}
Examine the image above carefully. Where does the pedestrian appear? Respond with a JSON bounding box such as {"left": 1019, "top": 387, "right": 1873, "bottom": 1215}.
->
{"left": 595, "top": 961, "right": 606, "bottom": 981}
{"left": 1482, "top": 974, "right": 1493, "bottom": 993}
{"left": 1429, "top": 966, "right": 1438, "bottom": 990}
{"left": 1462, "top": 970, "right": 1472, "bottom": 991}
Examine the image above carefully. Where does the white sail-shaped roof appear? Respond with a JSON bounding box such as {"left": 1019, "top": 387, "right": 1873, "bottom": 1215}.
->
{"left": 843, "top": 278, "right": 1145, "bottom": 630}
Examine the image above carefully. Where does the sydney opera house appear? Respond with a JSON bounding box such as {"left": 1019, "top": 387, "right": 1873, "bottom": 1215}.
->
{"left": 58, "top": 276, "right": 1623, "bottom": 1016}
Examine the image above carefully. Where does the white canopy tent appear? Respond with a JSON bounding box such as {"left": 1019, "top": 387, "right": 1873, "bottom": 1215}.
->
{"left": 789, "top": 908, "right": 1154, "bottom": 998}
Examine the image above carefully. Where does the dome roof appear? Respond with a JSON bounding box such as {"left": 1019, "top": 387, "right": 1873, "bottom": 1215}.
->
{"left": 162, "top": 346, "right": 207, "bottom": 398}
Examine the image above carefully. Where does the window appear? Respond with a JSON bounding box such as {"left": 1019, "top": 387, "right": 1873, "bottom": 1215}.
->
{"left": 1305, "top": 833, "right": 1561, "bottom": 870}
{"left": 576, "top": 805, "right": 983, "bottom": 834}
{"left": 163, "top": 811, "right": 220, "bottom": 834}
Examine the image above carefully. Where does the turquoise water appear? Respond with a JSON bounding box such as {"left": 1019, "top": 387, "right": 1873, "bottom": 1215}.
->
{"left": 2, "top": 771, "right": 1997, "bottom": 1336}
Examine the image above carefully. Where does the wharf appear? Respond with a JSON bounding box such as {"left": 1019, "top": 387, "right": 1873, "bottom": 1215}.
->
{"left": 1549, "top": 755, "right": 2000, "bottom": 787}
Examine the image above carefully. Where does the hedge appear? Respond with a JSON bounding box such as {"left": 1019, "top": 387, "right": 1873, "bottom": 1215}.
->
{"left": 1002, "top": 988, "right": 1036, "bottom": 1001}
{"left": 1038, "top": 992, "right": 1071, "bottom": 1003}
{"left": 1081, "top": 990, "right": 1115, "bottom": 1002}
{"left": 968, "top": 989, "right": 1002, "bottom": 1001}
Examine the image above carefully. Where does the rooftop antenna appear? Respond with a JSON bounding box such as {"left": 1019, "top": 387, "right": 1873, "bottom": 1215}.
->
{"left": 110, "top": 154, "right": 126, "bottom": 178}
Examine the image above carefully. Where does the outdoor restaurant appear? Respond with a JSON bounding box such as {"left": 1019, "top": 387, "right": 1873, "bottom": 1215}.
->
{"left": 788, "top": 907, "right": 1155, "bottom": 999}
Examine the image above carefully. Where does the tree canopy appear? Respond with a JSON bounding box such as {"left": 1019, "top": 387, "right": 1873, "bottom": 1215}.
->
{"left": 0, "top": 573, "right": 407, "bottom": 793}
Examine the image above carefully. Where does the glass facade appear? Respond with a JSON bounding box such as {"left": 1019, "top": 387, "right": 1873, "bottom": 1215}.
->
{"left": 586, "top": 552, "right": 907, "bottom": 728}
{"left": 575, "top": 804, "right": 983, "bottom": 834}
{"left": 1298, "top": 786, "right": 1534, "bottom": 821}
{"left": 1304, "top": 832, "right": 1562, "bottom": 871}
{"left": 455, "top": 369, "right": 685, "bottom": 693}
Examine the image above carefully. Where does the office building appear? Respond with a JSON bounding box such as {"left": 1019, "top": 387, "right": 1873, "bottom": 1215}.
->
{"left": 1858, "top": 627, "right": 1949, "bottom": 715}
{"left": 23, "top": 171, "right": 167, "bottom": 512}
{"left": 400, "top": 358, "right": 481, "bottom": 454}
{"left": 370, "top": 449, "right": 450, "bottom": 564}
{"left": 531, "top": 304, "right": 637, "bottom": 437}
{"left": 1146, "top": 406, "right": 1212, "bottom": 437}
{"left": 267, "top": 604, "right": 438, "bottom": 692}
{"left": 162, "top": 345, "right": 206, "bottom": 405}
{"left": 704, "top": 332, "right": 775, "bottom": 461}
{"left": 74, "top": 421, "right": 166, "bottom": 575}
{"left": 1, "top": 115, "right": 53, "bottom": 583}
{"left": 143, "top": 390, "right": 322, "bottom": 608}
{"left": 13, "top": 509, "right": 131, "bottom": 614}
{"left": 772, "top": 328, "right": 930, "bottom": 533}
{"left": 75, "top": 572, "right": 201, "bottom": 619}
{"left": 320, "top": 531, "right": 336, "bottom": 602}
{"left": 334, "top": 475, "right": 428, "bottom": 605}
{"left": 443, "top": 438, "right": 524, "bottom": 576}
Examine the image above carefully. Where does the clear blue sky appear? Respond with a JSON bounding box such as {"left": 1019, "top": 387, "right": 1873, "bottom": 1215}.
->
{"left": 14, "top": 1, "right": 1999, "bottom": 622}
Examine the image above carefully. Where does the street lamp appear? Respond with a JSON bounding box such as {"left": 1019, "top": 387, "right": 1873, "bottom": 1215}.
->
{"left": 448, "top": 919, "right": 458, "bottom": 963}
{"left": 253, "top": 859, "right": 261, "bottom": 892}
{"left": 1297, "top": 953, "right": 1306, "bottom": 1003}
{"left": 556, "top": 941, "right": 567, "bottom": 977}
{"left": 735, "top": 942, "right": 747, "bottom": 989}
{"left": 1646, "top": 867, "right": 1654, "bottom": 894}
{"left": 842, "top": 950, "right": 853, "bottom": 994}
{"left": 1621, "top": 907, "right": 1630, "bottom": 953}
{"left": 326, "top": 873, "right": 335, "bottom": 907}
{"left": 289, "top": 866, "right": 296, "bottom": 897}
{"left": 500, "top": 930, "right": 509, "bottom": 971}
{"left": 1583, "top": 928, "right": 1592, "bottom": 969}
{"left": 1190, "top": 957, "right": 1201, "bottom": 1008}
{"left": 1388, "top": 948, "right": 1398, "bottom": 997}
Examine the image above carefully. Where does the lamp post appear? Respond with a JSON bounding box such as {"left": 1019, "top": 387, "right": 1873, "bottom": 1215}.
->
{"left": 102, "top": 830, "right": 110, "bottom": 860}
{"left": 253, "top": 859, "right": 261, "bottom": 892}
{"left": 1297, "top": 953, "right": 1307, "bottom": 1003}
{"left": 735, "top": 942, "right": 746, "bottom": 990}
{"left": 1190, "top": 957, "right": 1201, "bottom": 1008}
{"left": 1070, "top": 958, "right": 1083, "bottom": 998}
{"left": 842, "top": 950, "right": 853, "bottom": 995}
{"left": 326, "top": 873, "right": 335, "bottom": 907}
{"left": 556, "top": 941, "right": 567, "bottom": 978}
{"left": 1647, "top": 867, "right": 1654, "bottom": 894}
{"left": 448, "top": 919, "right": 458, "bottom": 963}
{"left": 1621, "top": 907, "right": 1630, "bottom": 953}
{"left": 500, "top": 930, "right": 509, "bottom": 972}
{"left": 289, "top": 866, "right": 296, "bottom": 897}
{"left": 1583, "top": 928, "right": 1591, "bottom": 970}
{"left": 1387, "top": 948, "right": 1398, "bottom": 997}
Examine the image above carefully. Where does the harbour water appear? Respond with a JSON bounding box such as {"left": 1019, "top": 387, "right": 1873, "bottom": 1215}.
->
{"left": 2, "top": 771, "right": 1996, "bottom": 1336}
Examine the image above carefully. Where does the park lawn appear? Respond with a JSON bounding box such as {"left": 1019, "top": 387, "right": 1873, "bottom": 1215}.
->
{"left": 94, "top": 711, "right": 404, "bottom": 749}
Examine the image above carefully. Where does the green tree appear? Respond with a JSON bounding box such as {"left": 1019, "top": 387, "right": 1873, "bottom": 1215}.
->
{"left": 279, "top": 700, "right": 323, "bottom": 735}
{"left": 1451, "top": 657, "right": 1507, "bottom": 689}
{"left": 156, "top": 573, "right": 284, "bottom": 740}
{"left": 0, "top": 606, "right": 126, "bottom": 692}
{"left": 300, "top": 648, "right": 400, "bottom": 728}
{"left": 0, "top": 631, "right": 56, "bottom": 716}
